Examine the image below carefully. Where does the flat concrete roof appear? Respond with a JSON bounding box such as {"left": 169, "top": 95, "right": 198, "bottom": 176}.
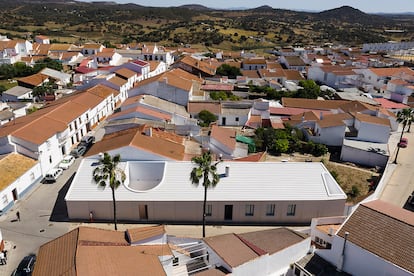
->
{"left": 65, "top": 159, "right": 347, "bottom": 202}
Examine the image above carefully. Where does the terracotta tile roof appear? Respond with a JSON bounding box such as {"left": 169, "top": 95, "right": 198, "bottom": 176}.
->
{"left": 107, "top": 76, "right": 128, "bottom": 87}
{"left": 337, "top": 200, "right": 414, "bottom": 273}
{"left": 205, "top": 228, "right": 307, "bottom": 268}
{"left": 87, "top": 84, "right": 120, "bottom": 97}
{"left": 238, "top": 228, "right": 307, "bottom": 255}
{"left": 210, "top": 125, "right": 236, "bottom": 150}
{"left": 187, "top": 101, "right": 222, "bottom": 114}
{"left": 374, "top": 98, "right": 409, "bottom": 109}
{"left": 0, "top": 153, "right": 37, "bottom": 191}
{"left": 76, "top": 246, "right": 166, "bottom": 276}
{"left": 33, "top": 228, "right": 79, "bottom": 276}
{"left": 282, "top": 98, "right": 349, "bottom": 110}
{"left": 35, "top": 226, "right": 170, "bottom": 276}
{"left": 245, "top": 114, "right": 262, "bottom": 129}
{"left": 290, "top": 111, "right": 321, "bottom": 121}
{"left": 86, "top": 127, "right": 185, "bottom": 160}
{"left": 72, "top": 90, "right": 106, "bottom": 107}
{"left": 126, "top": 225, "right": 165, "bottom": 243}
{"left": 12, "top": 116, "right": 67, "bottom": 145}
{"left": 284, "top": 69, "right": 305, "bottom": 80}
{"left": 243, "top": 58, "right": 266, "bottom": 65}
{"left": 338, "top": 100, "right": 377, "bottom": 113}
{"left": 115, "top": 68, "right": 137, "bottom": 79}
{"left": 266, "top": 61, "right": 283, "bottom": 69}
{"left": 45, "top": 101, "right": 89, "bottom": 124}
{"left": 241, "top": 70, "right": 260, "bottom": 78}
{"left": 204, "top": 233, "right": 259, "bottom": 268}
{"left": 109, "top": 105, "right": 172, "bottom": 121}
{"left": 369, "top": 67, "right": 414, "bottom": 77}
{"left": 147, "top": 61, "right": 162, "bottom": 72}
{"left": 60, "top": 52, "right": 79, "bottom": 60}
{"left": 158, "top": 68, "right": 201, "bottom": 91}
{"left": 179, "top": 55, "right": 217, "bottom": 75}
{"left": 283, "top": 56, "right": 306, "bottom": 66}
{"left": 353, "top": 112, "right": 390, "bottom": 127}
{"left": 18, "top": 73, "right": 48, "bottom": 87}
{"left": 35, "top": 226, "right": 167, "bottom": 276}
{"left": 270, "top": 107, "right": 333, "bottom": 116}
{"left": 258, "top": 69, "right": 285, "bottom": 78}
{"left": 95, "top": 51, "right": 115, "bottom": 58}
{"left": 317, "top": 113, "right": 352, "bottom": 128}
{"left": 233, "top": 152, "right": 266, "bottom": 162}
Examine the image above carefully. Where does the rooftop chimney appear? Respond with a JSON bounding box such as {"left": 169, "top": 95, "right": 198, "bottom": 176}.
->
{"left": 225, "top": 166, "right": 230, "bottom": 177}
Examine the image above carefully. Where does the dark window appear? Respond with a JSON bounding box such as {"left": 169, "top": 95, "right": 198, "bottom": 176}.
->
{"left": 287, "top": 204, "right": 296, "bottom": 216}
{"left": 206, "top": 204, "right": 212, "bottom": 216}
{"left": 266, "top": 204, "right": 275, "bottom": 216}
{"left": 245, "top": 204, "right": 254, "bottom": 216}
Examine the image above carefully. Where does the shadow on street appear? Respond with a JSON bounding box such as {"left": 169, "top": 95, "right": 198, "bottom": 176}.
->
{"left": 49, "top": 173, "right": 75, "bottom": 222}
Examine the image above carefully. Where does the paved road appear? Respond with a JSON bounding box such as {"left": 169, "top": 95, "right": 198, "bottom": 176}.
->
{"left": 379, "top": 129, "right": 414, "bottom": 207}
{"left": 0, "top": 156, "right": 82, "bottom": 275}
{"left": 0, "top": 151, "right": 283, "bottom": 274}
{"left": 5, "top": 122, "right": 411, "bottom": 274}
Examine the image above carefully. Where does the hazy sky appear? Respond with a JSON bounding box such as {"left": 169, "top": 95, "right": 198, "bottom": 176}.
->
{"left": 82, "top": 0, "right": 413, "bottom": 13}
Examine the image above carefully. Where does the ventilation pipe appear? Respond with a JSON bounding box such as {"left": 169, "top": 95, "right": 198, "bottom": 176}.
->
{"left": 225, "top": 166, "right": 230, "bottom": 177}
{"left": 336, "top": 231, "right": 349, "bottom": 272}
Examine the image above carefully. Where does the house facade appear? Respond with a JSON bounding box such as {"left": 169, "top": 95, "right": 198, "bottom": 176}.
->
{"left": 65, "top": 160, "right": 347, "bottom": 225}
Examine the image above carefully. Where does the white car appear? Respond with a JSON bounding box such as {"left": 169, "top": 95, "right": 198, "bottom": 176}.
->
{"left": 58, "top": 155, "right": 75, "bottom": 170}
{"left": 44, "top": 168, "right": 63, "bottom": 183}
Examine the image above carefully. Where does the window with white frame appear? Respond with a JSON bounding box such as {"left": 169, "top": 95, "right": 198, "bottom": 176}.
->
{"left": 206, "top": 204, "right": 212, "bottom": 216}
{"left": 266, "top": 204, "right": 275, "bottom": 216}
{"left": 245, "top": 204, "right": 254, "bottom": 216}
{"left": 287, "top": 204, "right": 296, "bottom": 216}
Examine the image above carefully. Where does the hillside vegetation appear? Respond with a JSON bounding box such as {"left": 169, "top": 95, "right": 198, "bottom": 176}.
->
{"left": 0, "top": 1, "right": 413, "bottom": 48}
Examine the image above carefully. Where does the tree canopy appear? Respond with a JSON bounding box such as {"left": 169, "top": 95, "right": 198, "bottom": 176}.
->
{"left": 216, "top": 64, "right": 242, "bottom": 79}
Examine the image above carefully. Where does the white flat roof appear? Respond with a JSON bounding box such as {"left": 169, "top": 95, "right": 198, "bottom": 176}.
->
{"left": 65, "top": 159, "right": 347, "bottom": 202}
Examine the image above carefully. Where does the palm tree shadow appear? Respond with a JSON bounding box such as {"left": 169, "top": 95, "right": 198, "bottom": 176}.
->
{"left": 49, "top": 172, "right": 76, "bottom": 222}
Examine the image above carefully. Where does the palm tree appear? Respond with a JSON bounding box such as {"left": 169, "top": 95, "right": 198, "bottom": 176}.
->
{"left": 190, "top": 151, "right": 221, "bottom": 238}
{"left": 394, "top": 108, "right": 413, "bottom": 163}
{"left": 92, "top": 152, "right": 126, "bottom": 230}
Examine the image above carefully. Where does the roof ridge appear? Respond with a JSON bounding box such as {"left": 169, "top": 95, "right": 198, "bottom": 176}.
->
{"left": 363, "top": 204, "right": 414, "bottom": 227}
{"left": 234, "top": 233, "right": 267, "bottom": 256}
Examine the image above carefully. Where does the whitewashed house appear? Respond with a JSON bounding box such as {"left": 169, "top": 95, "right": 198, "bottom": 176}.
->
{"left": 209, "top": 125, "right": 248, "bottom": 159}
{"left": 65, "top": 159, "right": 347, "bottom": 224}
{"left": 0, "top": 153, "right": 42, "bottom": 213}
{"left": 204, "top": 228, "right": 311, "bottom": 276}
{"left": 316, "top": 200, "right": 414, "bottom": 276}
{"left": 1, "top": 86, "right": 33, "bottom": 102}
{"left": 128, "top": 68, "right": 201, "bottom": 107}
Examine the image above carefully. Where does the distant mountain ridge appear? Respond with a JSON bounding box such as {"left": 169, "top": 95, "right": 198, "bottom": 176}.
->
{"left": 0, "top": 0, "right": 412, "bottom": 46}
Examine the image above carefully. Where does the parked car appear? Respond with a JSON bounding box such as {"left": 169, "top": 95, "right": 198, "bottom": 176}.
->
{"left": 398, "top": 137, "right": 408, "bottom": 148}
{"left": 44, "top": 168, "right": 63, "bottom": 183}
{"left": 12, "top": 254, "right": 36, "bottom": 275}
{"left": 70, "top": 145, "right": 87, "bottom": 158}
{"left": 58, "top": 155, "right": 75, "bottom": 170}
{"left": 80, "top": 135, "right": 95, "bottom": 147}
